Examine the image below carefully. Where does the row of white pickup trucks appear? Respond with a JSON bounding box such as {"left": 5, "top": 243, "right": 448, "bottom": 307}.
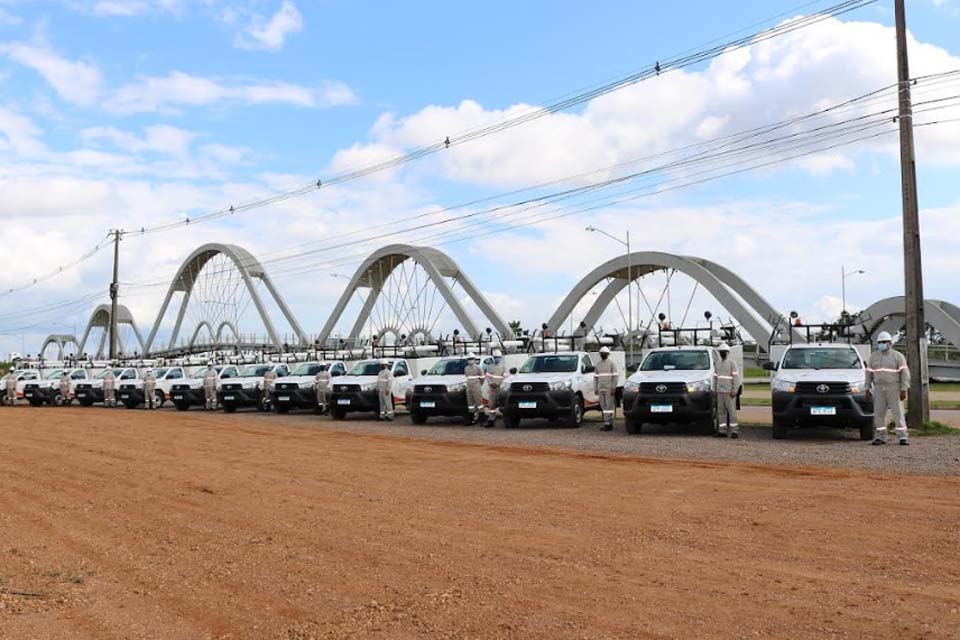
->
{"left": 5, "top": 342, "right": 878, "bottom": 438}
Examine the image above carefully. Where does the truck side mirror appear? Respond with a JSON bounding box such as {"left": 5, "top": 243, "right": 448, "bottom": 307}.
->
{"left": 762, "top": 361, "right": 778, "bottom": 371}
{"left": 420, "top": 369, "right": 427, "bottom": 376}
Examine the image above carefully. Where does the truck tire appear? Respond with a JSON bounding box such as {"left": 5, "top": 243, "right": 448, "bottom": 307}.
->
{"left": 565, "top": 395, "right": 584, "bottom": 428}
{"left": 503, "top": 412, "right": 520, "bottom": 429}
{"left": 79, "top": 399, "right": 94, "bottom": 407}
{"left": 275, "top": 405, "right": 290, "bottom": 414}
{"left": 410, "top": 410, "right": 428, "bottom": 425}
{"left": 625, "top": 416, "right": 643, "bottom": 435}
{"left": 53, "top": 393, "right": 66, "bottom": 406}
{"left": 174, "top": 402, "right": 190, "bottom": 411}
{"left": 29, "top": 398, "right": 43, "bottom": 407}
{"left": 155, "top": 391, "right": 165, "bottom": 408}
{"left": 331, "top": 407, "right": 347, "bottom": 420}
{"left": 772, "top": 418, "right": 788, "bottom": 439}
{"left": 123, "top": 400, "right": 138, "bottom": 410}
{"left": 859, "top": 420, "right": 874, "bottom": 441}
{"left": 222, "top": 404, "right": 237, "bottom": 414}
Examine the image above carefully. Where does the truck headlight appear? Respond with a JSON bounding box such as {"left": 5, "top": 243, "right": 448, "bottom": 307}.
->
{"left": 549, "top": 379, "right": 572, "bottom": 391}
{"left": 849, "top": 379, "right": 865, "bottom": 394}
{"left": 624, "top": 381, "right": 640, "bottom": 392}
{"left": 446, "top": 382, "right": 465, "bottom": 393}
{"left": 298, "top": 381, "right": 314, "bottom": 389}
{"left": 686, "top": 378, "right": 713, "bottom": 393}
{"left": 772, "top": 379, "right": 795, "bottom": 393}
{"left": 361, "top": 382, "right": 377, "bottom": 391}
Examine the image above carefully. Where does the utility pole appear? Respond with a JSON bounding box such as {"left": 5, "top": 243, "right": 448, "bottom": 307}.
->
{"left": 109, "top": 229, "right": 122, "bottom": 361}
{"left": 895, "top": 0, "right": 930, "bottom": 426}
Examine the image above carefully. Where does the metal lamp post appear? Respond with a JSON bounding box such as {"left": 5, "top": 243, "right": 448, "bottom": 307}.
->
{"left": 841, "top": 266, "right": 865, "bottom": 315}
{"left": 586, "top": 226, "right": 632, "bottom": 365}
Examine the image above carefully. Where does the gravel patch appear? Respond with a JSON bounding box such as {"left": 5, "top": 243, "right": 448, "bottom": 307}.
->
{"left": 260, "top": 411, "right": 960, "bottom": 477}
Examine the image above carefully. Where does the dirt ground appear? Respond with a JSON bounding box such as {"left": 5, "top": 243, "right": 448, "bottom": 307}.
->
{"left": 2, "top": 408, "right": 959, "bottom": 639}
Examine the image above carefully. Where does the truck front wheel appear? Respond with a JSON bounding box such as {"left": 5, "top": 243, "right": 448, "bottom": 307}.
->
{"left": 565, "top": 396, "right": 584, "bottom": 428}
{"left": 772, "top": 418, "right": 789, "bottom": 439}
{"left": 859, "top": 420, "right": 874, "bottom": 441}
{"left": 625, "top": 416, "right": 643, "bottom": 435}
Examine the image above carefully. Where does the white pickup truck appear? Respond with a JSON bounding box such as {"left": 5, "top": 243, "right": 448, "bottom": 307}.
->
{"left": 499, "top": 352, "right": 601, "bottom": 428}
{"left": 329, "top": 359, "right": 414, "bottom": 420}
{"left": 170, "top": 365, "right": 241, "bottom": 411}
{"left": 0, "top": 369, "right": 41, "bottom": 405}
{"left": 764, "top": 343, "right": 873, "bottom": 440}
{"left": 119, "top": 366, "right": 186, "bottom": 409}
{"left": 74, "top": 367, "right": 139, "bottom": 406}
{"left": 405, "top": 355, "right": 496, "bottom": 424}
{"left": 218, "top": 363, "right": 290, "bottom": 413}
{"left": 24, "top": 368, "right": 96, "bottom": 406}
{"left": 273, "top": 361, "right": 348, "bottom": 414}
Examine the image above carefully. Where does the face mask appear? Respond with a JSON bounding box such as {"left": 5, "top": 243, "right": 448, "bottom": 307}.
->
{"left": 493, "top": 357, "right": 501, "bottom": 364}
{"left": 720, "top": 352, "right": 728, "bottom": 359}
{"left": 600, "top": 353, "right": 608, "bottom": 360}
{"left": 878, "top": 342, "right": 890, "bottom": 352}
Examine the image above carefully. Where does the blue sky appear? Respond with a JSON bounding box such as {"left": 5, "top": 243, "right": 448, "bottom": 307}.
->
{"left": 1, "top": 0, "right": 959, "bottom": 356}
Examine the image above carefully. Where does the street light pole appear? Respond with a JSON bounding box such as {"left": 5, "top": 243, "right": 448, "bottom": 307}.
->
{"left": 586, "top": 226, "right": 633, "bottom": 365}
{"left": 841, "top": 265, "right": 865, "bottom": 314}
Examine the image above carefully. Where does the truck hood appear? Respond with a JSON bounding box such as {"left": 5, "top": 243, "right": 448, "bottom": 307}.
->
{"left": 774, "top": 369, "right": 865, "bottom": 384}
{"left": 414, "top": 374, "right": 467, "bottom": 386}
{"left": 507, "top": 372, "right": 580, "bottom": 385}
{"left": 628, "top": 369, "right": 713, "bottom": 384}
{"left": 274, "top": 375, "right": 317, "bottom": 386}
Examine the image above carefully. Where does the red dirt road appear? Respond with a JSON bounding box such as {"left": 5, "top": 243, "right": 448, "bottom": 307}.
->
{"left": 2, "top": 408, "right": 959, "bottom": 639}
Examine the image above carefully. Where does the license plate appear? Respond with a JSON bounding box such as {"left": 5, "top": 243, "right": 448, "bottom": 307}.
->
{"left": 24, "top": 392, "right": 33, "bottom": 397}
{"left": 810, "top": 406, "right": 836, "bottom": 416}
{"left": 173, "top": 394, "right": 184, "bottom": 400}
{"left": 77, "top": 392, "right": 87, "bottom": 397}
{"left": 651, "top": 404, "right": 673, "bottom": 413}
{"left": 224, "top": 395, "right": 235, "bottom": 401}
{"left": 337, "top": 398, "right": 351, "bottom": 405}
{"left": 278, "top": 396, "right": 290, "bottom": 402}
{"left": 518, "top": 400, "right": 537, "bottom": 409}
{"left": 419, "top": 400, "right": 436, "bottom": 408}
{"left": 120, "top": 393, "right": 130, "bottom": 399}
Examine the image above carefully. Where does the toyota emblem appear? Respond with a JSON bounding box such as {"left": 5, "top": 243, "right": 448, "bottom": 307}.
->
{"left": 424, "top": 386, "right": 432, "bottom": 393}
{"left": 656, "top": 384, "right": 668, "bottom": 393}
{"left": 523, "top": 384, "right": 533, "bottom": 392}
{"left": 816, "top": 384, "right": 830, "bottom": 394}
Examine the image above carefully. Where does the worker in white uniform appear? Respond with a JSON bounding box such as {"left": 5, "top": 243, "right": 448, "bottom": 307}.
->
{"left": 143, "top": 370, "right": 158, "bottom": 410}
{"left": 376, "top": 360, "right": 394, "bottom": 421}
{"left": 103, "top": 370, "right": 116, "bottom": 408}
{"left": 463, "top": 353, "right": 484, "bottom": 425}
{"left": 262, "top": 367, "right": 278, "bottom": 410}
{"left": 315, "top": 364, "right": 331, "bottom": 415}
{"left": 594, "top": 346, "right": 618, "bottom": 431}
{"left": 59, "top": 373, "right": 72, "bottom": 406}
{"left": 714, "top": 343, "right": 741, "bottom": 438}
{"left": 483, "top": 350, "right": 507, "bottom": 428}
{"left": 203, "top": 363, "right": 218, "bottom": 411}
{"left": 865, "top": 331, "right": 911, "bottom": 445}
{"left": 4, "top": 371, "right": 17, "bottom": 405}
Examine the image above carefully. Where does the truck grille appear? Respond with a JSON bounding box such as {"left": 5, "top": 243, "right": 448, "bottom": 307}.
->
{"left": 222, "top": 383, "right": 243, "bottom": 391}
{"left": 171, "top": 384, "right": 191, "bottom": 391}
{"left": 75, "top": 383, "right": 92, "bottom": 390}
{"left": 510, "top": 382, "right": 549, "bottom": 392}
{"left": 640, "top": 382, "right": 688, "bottom": 393}
{"left": 23, "top": 384, "right": 39, "bottom": 391}
{"left": 415, "top": 384, "right": 447, "bottom": 394}
{"left": 276, "top": 382, "right": 301, "bottom": 391}
{"left": 335, "top": 384, "right": 361, "bottom": 393}
{"left": 120, "top": 384, "right": 137, "bottom": 391}
{"left": 796, "top": 382, "right": 850, "bottom": 394}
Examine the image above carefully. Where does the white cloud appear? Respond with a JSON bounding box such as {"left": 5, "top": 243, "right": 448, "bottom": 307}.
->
{"left": 90, "top": 0, "right": 181, "bottom": 16}
{"left": 103, "top": 71, "right": 354, "bottom": 113}
{"left": 234, "top": 0, "right": 303, "bottom": 51}
{"left": 1, "top": 42, "right": 103, "bottom": 106}
{"left": 0, "top": 8, "right": 22, "bottom": 25}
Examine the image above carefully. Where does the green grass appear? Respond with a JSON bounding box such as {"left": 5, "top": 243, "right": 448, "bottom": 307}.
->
{"left": 915, "top": 420, "right": 960, "bottom": 437}
{"left": 743, "top": 367, "right": 768, "bottom": 378}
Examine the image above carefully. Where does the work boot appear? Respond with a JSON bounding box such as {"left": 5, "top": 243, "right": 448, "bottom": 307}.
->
{"left": 485, "top": 416, "right": 495, "bottom": 428}
{"left": 713, "top": 431, "right": 726, "bottom": 438}
{"left": 899, "top": 439, "right": 909, "bottom": 446}
{"left": 872, "top": 438, "right": 886, "bottom": 445}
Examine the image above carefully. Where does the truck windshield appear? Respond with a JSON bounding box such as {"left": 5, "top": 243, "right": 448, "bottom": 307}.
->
{"left": 190, "top": 368, "right": 217, "bottom": 379}
{"left": 44, "top": 369, "right": 66, "bottom": 379}
{"left": 240, "top": 365, "right": 271, "bottom": 377}
{"left": 641, "top": 351, "right": 710, "bottom": 371}
{"left": 96, "top": 369, "right": 124, "bottom": 379}
{"left": 151, "top": 368, "right": 169, "bottom": 378}
{"left": 291, "top": 363, "right": 322, "bottom": 376}
{"left": 427, "top": 359, "right": 467, "bottom": 375}
{"left": 519, "top": 355, "right": 579, "bottom": 373}
{"left": 349, "top": 361, "right": 385, "bottom": 376}
{"left": 782, "top": 348, "right": 861, "bottom": 370}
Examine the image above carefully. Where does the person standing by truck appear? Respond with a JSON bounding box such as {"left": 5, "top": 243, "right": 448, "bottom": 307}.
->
{"left": 203, "top": 363, "right": 218, "bottom": 411}
{"left": 262, "top": 367, "right": 278, "bottom": 409}
{"left": 4, "top": 370, "right": 17, "bottom": 406}
{"left": 464, "top": 353, "right": 484, "bottom": 425}
{"left": 865, "top": 331, "right": 911, "bottom": 445}
{"left": 594, "top": 346, "right": 619, "bottom": 431}
{"left": 376, "top": 360, "right": 394, "bottom": 421}
{"left": 143, "top": 370, "right": 158, "bottom": 410}
{"left": 59, "top": 372, "right": 72, "bottom": 406}
{"left": 484, "top": 350, "right": 507, "bottom": 428}
{"left": 315, "top": 364, "right": 331, "bottom": 415}
{"left": 103, "top": 370, "right": 116, "bottom": 407}
{"left": 714, "top": 343, "right": 741, "bottom": 438}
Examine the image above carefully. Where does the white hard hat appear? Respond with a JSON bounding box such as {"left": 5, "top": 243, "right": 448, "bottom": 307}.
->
{"left": 876, "top": 331, "right": 893, "bottom": 343}
{"left": 599, "top": 346, "right": 611, "bottom": 354}
{"left": 379, "top": 358, "right": 390, "bottom": 365}
{"left": 466, "top": 352, "right": 477, "bottom": 360}
{"left": 492, "top": 349, "right": 502, "bottom": 357}
{"left": 717, "top": 342, "right": 731, "bottom": 351}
